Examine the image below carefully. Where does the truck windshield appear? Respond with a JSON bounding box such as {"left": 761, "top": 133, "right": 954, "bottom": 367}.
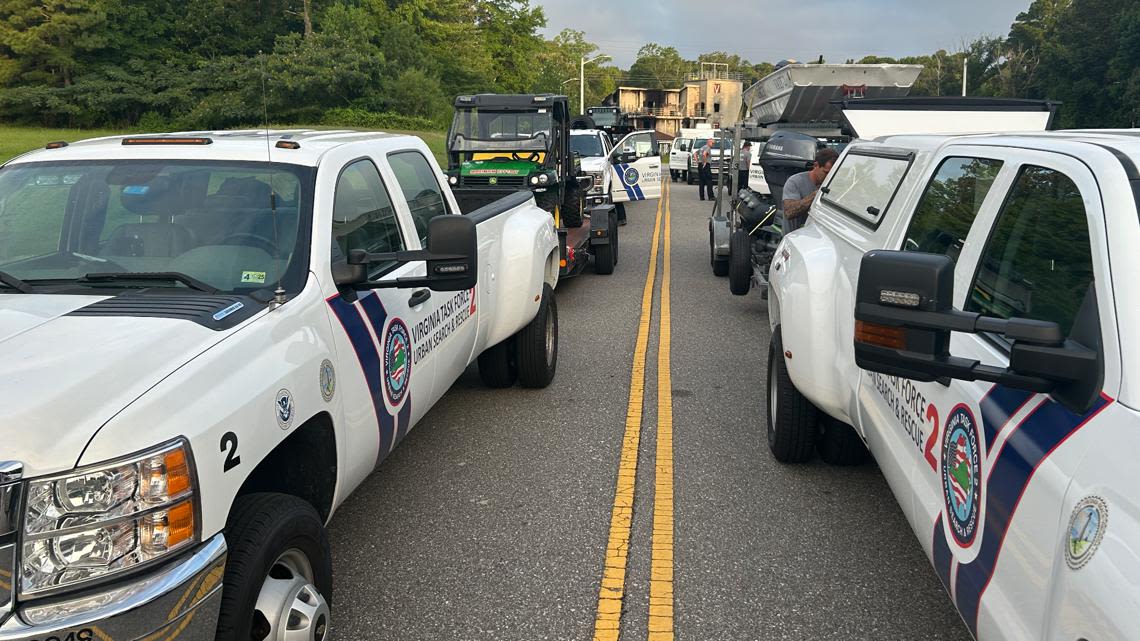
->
{"left": 0, "top": 160, "right": 313, "bottom": 295}
{"left": 571, "top": 135, "right": 605, "bottom": 158}
{"left": 449, "top": 108, "right": 553, "bottom": 152}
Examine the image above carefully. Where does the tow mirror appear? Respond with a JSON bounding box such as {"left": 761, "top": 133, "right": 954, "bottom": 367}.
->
{"left": 613, "top": 150, "right": 637, "bottom": 164}
{"left": 853, "top": 250, "right": 1100, "bottom": 411}
{"left": 334, "top": 216, "right": 478, "bottom": 292}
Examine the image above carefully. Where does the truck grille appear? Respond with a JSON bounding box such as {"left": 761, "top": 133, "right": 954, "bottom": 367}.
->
{"left": 463, "top": 176, "right": 527, "bottom": 188}
{"left": 0, "top": 477, "right": 20, "bottom": 617}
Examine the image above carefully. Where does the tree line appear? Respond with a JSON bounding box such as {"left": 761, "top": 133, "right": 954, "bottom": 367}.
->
{"left": 0, "top": 0, "right": 1134, "bottom": 130}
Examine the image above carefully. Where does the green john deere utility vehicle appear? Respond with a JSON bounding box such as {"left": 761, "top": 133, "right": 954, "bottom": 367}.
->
{"left": 445, "top": 93, "right": 590, "bottom": 228}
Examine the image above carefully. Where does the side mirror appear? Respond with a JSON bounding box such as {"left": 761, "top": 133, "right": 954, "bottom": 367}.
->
{"left": 334, "top": 215, "right": 478, "bottom": 292}
{"left": 614, "top": 150, "right": 637, "bottom": 164}
{"left": 853, "top": 250, "right": 1100, "bottom": 410}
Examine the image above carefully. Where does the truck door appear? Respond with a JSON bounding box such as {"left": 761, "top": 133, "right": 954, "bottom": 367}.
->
{"left": 611, "top": 130, "right": 662, "bottom": 202}
{"left": 385, "top": 149, "right": 479, "bottom": 410}
{"left": 862, "top": 151, "right": 1111, "bottom": 637}
{"left": 325, "top": 157, "right": 437, "bottom": 469}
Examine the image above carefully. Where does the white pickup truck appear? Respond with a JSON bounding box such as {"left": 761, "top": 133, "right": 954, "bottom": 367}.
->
{"left": 571, "top": 128, "right": 662, "bottom": 219}
{"left": 0, "top": 130, "right": 560, "bottom": 641}
{"left": 766, "top": 129, "right": 1140, "bottom": 640}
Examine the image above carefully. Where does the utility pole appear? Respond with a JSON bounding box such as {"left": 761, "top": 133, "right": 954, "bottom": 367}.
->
{"left": 962, "top": 56, "right": 968, "bottom": 97}
{"left": 581, "top": 54, "right": 611, "bottom": 114}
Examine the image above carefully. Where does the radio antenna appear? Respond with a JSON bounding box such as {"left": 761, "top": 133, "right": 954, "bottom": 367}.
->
{"left": 259, "top": 51, "right": 287, "bottom": 308}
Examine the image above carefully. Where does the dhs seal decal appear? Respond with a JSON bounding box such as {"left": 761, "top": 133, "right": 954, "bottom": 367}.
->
{"left": 623, "top": 166, "right": 640, "bottom": 186}
{"left": 383, "top": 319, "right": 412, "bottom": 406}
{"left": 275, "top": 389, "right": 294, "bottom": 429}
{"left": 942, "top": 404, "right": 981, "bottom": 546}
{"left": 1066, "top": 496, "right": 1108, "bottom": 570}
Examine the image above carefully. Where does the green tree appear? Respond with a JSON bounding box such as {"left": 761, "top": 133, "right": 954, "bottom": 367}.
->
{"left": 626, "top": 43, "right": 691, "bottom": 89}
{"left": 0, "top": 0, "right": 107, "bottom": 87}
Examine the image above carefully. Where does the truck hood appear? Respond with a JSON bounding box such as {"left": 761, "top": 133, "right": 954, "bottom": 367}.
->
{"left": 0, "top": 294, "right": 240, "bottom": 478}
{"left": 580, "top": 157, "right": 608, "bottom": 173}
{"left": 460, "top": 159, "right": 540, "bottom": 176}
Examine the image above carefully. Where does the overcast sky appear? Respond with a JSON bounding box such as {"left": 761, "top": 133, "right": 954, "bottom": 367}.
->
{"left": 533, "top": 0, "right": 1032, "bottom": 68}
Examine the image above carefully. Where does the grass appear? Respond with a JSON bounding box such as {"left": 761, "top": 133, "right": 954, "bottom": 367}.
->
{"left": 0, "top": 125, "right": 448, "bottom": 165}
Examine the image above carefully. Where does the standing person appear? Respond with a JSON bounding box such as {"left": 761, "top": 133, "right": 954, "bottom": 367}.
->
{"left": 781, "top": 147, "right": 839, "bottom": 232}
{"left": 738, "top": 141, "right": 752, "bottom": 191}
{"left": 698, "top": 138, "right": 715, "bottom": 201}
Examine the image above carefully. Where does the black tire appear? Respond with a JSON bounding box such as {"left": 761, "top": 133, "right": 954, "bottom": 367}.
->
{"left": 216, "top": 494, "right": 333, "bottom": 641}
{"left": 686, "top": 167, "right": 695, "bottom": 185}
{"left": 477, "top": 340, "right": 517, "bottom": 388}
{"left": 562, "top": 186, "right": 584, "bottom": 228}
{"left": 728, "top": 229, "right": 751, "bottom": 295}
{"left": 766, "top": 330, "right": 819, "bottom": 463}
{"left": 535, "top": 189, "right": 559, "bottom": 215}
{"left": 516, "top": 283, "right": 558, "bottom": 388}
{"left": 818, "top": 418, "right": 869, "bottom": 466}
{"left": 594, "top": 215, "right": 617, "bottom": 275}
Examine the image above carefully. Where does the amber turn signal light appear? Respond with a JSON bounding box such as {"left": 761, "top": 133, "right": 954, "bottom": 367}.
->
{"left": 855, "top": 321, "right": 907, "bottom": 350}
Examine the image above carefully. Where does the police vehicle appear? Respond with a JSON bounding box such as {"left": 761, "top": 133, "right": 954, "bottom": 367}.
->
{"left": 766, "top": 128, "right": 1140, "bottom": 640}
{"left": 0, "top": 130, "right": 561, "bottom": 641}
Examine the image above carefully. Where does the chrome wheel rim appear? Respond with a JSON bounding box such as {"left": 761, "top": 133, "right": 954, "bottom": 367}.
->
{"left": 767, "top": 355, "right": 778, "bottom": 446}
{"left": 544, "top": 307, "right": 556, "bottom": 368}
{"left": 252, "top": 549, "right": 330, "bottom": 641}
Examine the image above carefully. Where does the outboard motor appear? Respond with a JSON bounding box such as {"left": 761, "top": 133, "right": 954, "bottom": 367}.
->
{"left": 758, "top": 131, "right": 826, "bottom": 225}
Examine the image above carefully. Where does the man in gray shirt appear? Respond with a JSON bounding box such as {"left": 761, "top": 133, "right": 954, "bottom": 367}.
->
{"left": 782, "top": 147, "right": 839, "bottom": 232}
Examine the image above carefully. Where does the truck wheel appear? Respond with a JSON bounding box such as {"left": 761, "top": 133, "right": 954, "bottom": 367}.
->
{"left": 686, "top": 168, "right": 694, "bottom": 185}
{"left": 216, "top": 494, "right": 333, "bottom": 641}
{"left": 728, "top": 230, "right": 751, "bottom": 295}
{"left": 766, "top": 329, "right": 819, "bottom": 463}
{"left": 477, "top": 340, "right": 517, "bottom": 388}
{"left": 670, "top": 170, "right": 677, "bottom": 182}
{"left": 818, "top": 418, "right": 869, "bottom": 466}
{"left": 594, "top": 216, "right": 617, "bottom": 275}
{"left": 535, "top": 190, "right": 559, "bottom": 215}
{"left": 516, "top": 283, "right": 558, "bottom": 388}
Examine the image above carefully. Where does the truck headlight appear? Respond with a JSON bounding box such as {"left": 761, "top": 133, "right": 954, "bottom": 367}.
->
{"left": 530, "top": 176, "right": 540, "bottom": 185}
{"left": 538, "top": 173, "right": 550, "bottom": 185}
{"left": 20, "top": 441, "right": 198, "bottom": 596}
{"left": 448, "top": 175, "right": 458, "bottom": 186}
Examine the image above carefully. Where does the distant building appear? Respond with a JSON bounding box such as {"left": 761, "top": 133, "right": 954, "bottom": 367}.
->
{"left": 603, "top": 76, "right": 743, "bottom": 138}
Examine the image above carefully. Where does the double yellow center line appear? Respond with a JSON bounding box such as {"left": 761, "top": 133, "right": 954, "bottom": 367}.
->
{"left": 594, "top": 181, "right": 675, "bottom": 641}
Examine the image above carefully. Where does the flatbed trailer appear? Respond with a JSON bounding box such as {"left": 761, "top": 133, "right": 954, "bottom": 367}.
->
{"left": 559, "top": 204, "right": 619, "bottom": 278}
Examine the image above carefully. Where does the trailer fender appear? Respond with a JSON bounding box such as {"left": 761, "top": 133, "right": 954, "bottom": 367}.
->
{"left": 589, "top": 204, "right": 616, "bottom": 245}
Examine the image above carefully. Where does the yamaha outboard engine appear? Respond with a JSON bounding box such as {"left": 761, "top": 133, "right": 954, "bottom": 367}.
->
{"left": 759, "top": 131, "right": 826, "bottom": 224}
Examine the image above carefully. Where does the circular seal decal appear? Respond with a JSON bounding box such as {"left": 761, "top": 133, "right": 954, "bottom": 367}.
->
{"left": 1066, "top": 496, "right": 1108, "bottom": 569}
{"left": 319, "top": 359, "right": 336, "bottom": 403}
{"left": 275, "top": 388, "right": 294, "bottom": 430}
{"left": 623, "top": 166, "right": 640, "bottom": 186}
{"left": 383, "top": 319, "right": 412, "bottom": 406}
{"left": 941, "top": 405, "right": 981, "bottom": 546}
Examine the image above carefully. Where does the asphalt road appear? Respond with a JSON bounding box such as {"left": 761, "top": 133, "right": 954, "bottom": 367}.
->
{"left": 326, "top": 181, "right": 973, "bottom": 641}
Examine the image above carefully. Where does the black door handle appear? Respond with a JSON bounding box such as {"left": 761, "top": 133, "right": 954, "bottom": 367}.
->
{"left": 408, "top": 288, "right": 431, "bottom": 307}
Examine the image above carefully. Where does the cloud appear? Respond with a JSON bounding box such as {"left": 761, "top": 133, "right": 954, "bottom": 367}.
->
{"left": 533, "top": 0, "right": 1031, "bottom": 67}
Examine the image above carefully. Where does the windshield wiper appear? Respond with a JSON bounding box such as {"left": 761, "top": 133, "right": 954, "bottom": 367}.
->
{"left": 0, "top": 270, "right": 34, "bottom": 293}
{"left": 79, "top": 272, "right": 220, "bottom": 294}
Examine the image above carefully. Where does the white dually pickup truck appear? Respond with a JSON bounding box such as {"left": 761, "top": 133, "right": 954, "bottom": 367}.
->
{"left": 766, "top": 129, "right": 1140, "bottom": 640}
{"left": 0, "top": 130, "right": 561, "bottom": 641}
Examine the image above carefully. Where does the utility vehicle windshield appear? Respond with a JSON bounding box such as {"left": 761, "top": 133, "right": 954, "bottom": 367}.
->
{"left": 449, "top": 108, "right": 553, "bottom": 152}
{"left": 589, "top": 109, "right": 618, "bottom": 126}
{"left": 571, "top": 134, "right": 605, "bottom": 158}
{"left": 0, "top": 160, "right": 313, "bottom": 295}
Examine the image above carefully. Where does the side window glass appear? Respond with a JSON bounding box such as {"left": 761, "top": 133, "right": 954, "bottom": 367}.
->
{"left": 332, "top": 159, "right": 404, "bottom": 278}
{"left": 388, "top": 151, "right": 449, "bottom": 245}
{"left": 903, "top": 157, "right": 1003, "bottom": 261}
{"left": 966, "top": 165, "right": 1094, "bottom": 335}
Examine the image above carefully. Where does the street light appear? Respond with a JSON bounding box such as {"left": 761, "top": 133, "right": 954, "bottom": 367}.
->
{"left": 581, "top": 54, "right": 611, "bottom": 114}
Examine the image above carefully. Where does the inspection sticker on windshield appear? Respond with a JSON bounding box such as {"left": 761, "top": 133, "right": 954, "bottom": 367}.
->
{"left": 241, "top": 271, "right": 266, "bottom": 284}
